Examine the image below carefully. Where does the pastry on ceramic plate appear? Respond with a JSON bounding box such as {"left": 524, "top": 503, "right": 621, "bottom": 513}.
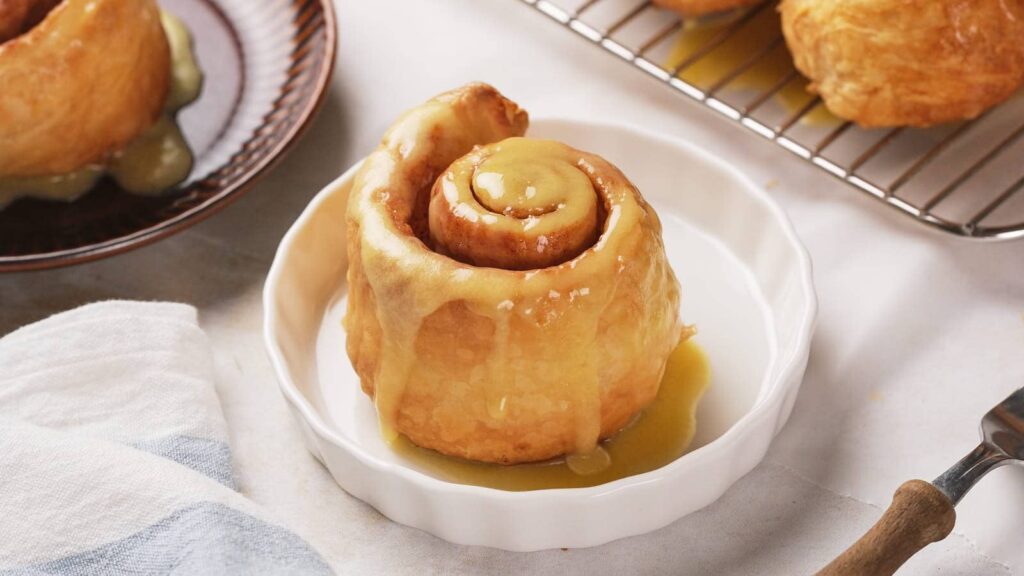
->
{"left": 0, "top": 0, "right": 201, "bottom": 205}
{"left": 0, "top": 0, "right": 335, "bottom": 273}
{"left": 780, "top": 0, "right": 1024, "bottom": 128}
{"left": 344, "top": 83, "right": 685, "bottom": 466}
{"left": 654, "top": 0, "right": 762, "bottom": 16}
{"left": 0, "top": 0, "right": 169, "bottom": 175}
{"left": 264, "top": 116, "right": 817, "bottom": 549}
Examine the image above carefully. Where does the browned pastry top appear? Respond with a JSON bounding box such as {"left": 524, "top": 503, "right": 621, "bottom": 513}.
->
{"left": 0, "top": 0, "right": 60, "bottom": 43}
{"left": 781, "top": 0, "right": 1024, "bottom": 127}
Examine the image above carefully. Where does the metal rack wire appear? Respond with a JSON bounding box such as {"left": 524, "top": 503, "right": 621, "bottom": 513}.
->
{"left": 518, "top": 0, "right": 1024, "bottom": 240}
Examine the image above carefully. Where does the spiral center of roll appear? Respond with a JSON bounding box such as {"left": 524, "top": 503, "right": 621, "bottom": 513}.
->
{"left": 472, "top": 152, "right": 592, "bottom": 219}
{"left": 428, "top": 138, "right": 602, "bottom": 270}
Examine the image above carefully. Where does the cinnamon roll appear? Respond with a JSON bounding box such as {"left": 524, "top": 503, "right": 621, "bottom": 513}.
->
{"left": 0, "top": 0, "right": 170, "bottom": 177}
{"left": 344, "top": 83, "right": 685, "bottom": 465}
{"left": 780, "top": 0, "right": 1024, "bottom": 127}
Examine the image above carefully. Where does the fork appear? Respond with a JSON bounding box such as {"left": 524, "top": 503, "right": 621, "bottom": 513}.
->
{"left": 818, "top": 387, "right": 1023, "bottom": 575}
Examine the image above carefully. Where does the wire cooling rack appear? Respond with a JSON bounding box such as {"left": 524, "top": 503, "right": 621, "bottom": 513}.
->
{"left": 518, "top": 0, "right": 1024, "bottom": 240}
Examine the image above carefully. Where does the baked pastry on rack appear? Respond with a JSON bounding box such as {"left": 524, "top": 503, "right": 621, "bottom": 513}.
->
{"left": 654, "top": 0, "right": 763, "bottom": 16}
{"left": 780, "top": 0, "right": 1024, "bottom": 127}
{"left": 0, "top": 0, "right": 171, "bottom": 177}
{"left": 344, "top": 83, "right": 685, "bottom": 465}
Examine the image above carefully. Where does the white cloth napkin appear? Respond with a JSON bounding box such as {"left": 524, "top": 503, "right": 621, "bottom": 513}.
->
{"left": 0, "top": 301, "right": 330, "bottom": 575}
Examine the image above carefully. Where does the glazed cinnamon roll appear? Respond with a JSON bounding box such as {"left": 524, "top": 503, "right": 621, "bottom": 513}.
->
{"left": 780, "top": 0, "right": 1024, "bottom": 127}
{"left": 345, "top": 84, "right": 684, "bottom": 465}
{"left": 0, "top": 0, "right": 170, "bottom": 177}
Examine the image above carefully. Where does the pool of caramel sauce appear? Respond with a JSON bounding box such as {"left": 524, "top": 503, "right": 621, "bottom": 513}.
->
{"left": 666, "top": 8, "right": 838, "bottom": 126}
{"left": 390, "top": 339, "right": 711, "bottom": 491}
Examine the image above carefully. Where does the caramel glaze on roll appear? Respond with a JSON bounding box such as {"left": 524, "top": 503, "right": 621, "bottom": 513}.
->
{"left": 0, "top": 0, "right": 170, "bottom": 177}
{"left": 344, "top": 83, "right": 685, "bottom": 465}
{"left": 654, "top": 0, "right": 763, "bottom": 16}
{"left": 781, "top": 0, "right": 1024, "bottom": 128}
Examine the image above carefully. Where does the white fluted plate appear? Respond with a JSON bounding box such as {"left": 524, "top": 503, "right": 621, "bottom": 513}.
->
{"left": 263, "top": 118, "right": 817, "bottom": 551}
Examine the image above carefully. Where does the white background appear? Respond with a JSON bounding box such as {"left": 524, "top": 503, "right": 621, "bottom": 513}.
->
{"left": 3, "top": 0, "right": 1023, "bottom": 573}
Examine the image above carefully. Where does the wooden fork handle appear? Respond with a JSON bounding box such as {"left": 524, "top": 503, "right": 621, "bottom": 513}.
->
{"left": 817, "top": 480, "right": 956, "bottom": 576}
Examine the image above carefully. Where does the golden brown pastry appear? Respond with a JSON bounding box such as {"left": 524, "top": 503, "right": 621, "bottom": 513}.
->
{"left": 780, "top": 0, "right": 1024, "bottom": 128}
{"left": 655, "top": 0, "right": 763, "bottom": 16}
{"left": 0, "top": 0, "right": 170, "bottom": 177}
{"left": 344, "top": 83, "right": 684, "bottom": 465}
{"left": 0, "top": 0, "right": 60, "bottom": 42}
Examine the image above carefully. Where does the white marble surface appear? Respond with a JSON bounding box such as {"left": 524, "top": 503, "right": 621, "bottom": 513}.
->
{"left": 3, "top": 0, "right": 1024, "bottom": 573}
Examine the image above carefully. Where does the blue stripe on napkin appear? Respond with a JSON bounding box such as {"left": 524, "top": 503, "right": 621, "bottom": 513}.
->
{"left": 8, "top": 503, "right": 332, "bottom": 576}
{"left": 132, "top": 436, "right": 236, "bottom": 488}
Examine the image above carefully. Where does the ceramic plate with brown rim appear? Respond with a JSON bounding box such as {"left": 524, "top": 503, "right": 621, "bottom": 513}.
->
{"left": 0, "top": 0, "right": 337, "bottom": 272}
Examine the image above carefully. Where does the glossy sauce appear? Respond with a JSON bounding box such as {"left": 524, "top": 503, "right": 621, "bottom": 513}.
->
{"left": 0, "top": 11, "right": 201, "bottom": 205}
{"left": 390, "top": 339, "right": 710, "bottom": 491}
{"left": 667, "top": 9, "right": 837, "bottom": 125}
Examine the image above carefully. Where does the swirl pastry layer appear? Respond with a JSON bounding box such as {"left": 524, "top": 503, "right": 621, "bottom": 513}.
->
{"left": 654, "top": 0, "right": 762, "bottom": 16}
{"left": 0, "top": 0, "right": 170, "bottom": 177}
{"left": 781, "top": 0, "right": 1024, "bottom": 127}
{"left": 344, "top": 83, "right": 683, "bottom": 465}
